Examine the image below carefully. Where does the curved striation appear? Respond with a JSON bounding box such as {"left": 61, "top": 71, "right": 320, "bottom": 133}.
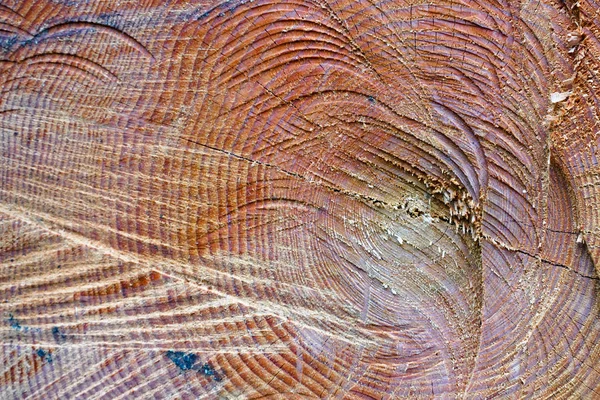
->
{"left": 1, "top": 0, "right": 599, "bottom": 398}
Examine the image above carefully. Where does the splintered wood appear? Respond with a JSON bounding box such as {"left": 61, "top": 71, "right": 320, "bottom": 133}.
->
{"left": 1, "top": 0, "right": 599, "bottom": 398}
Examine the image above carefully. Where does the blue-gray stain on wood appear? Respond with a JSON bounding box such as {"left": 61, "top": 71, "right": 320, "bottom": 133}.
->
{"left": 165, "top": 351, "right": 223, "bottom": 381}
{"left": 166, "top": 351, "right": 197, "bottom": 371}
{"left": 52, "top": 326, "right": 66, "bottom": 343}
{"left": 36, "top": 348, "right": 53, "bottom": 363}
{"left": 200, "top": 363, "right": 222, "bottom": 381}
{"left": 8, "top": 314, "right": 21, "bottom": 331}
{"left": 6, "top": 314, "right": 42, "bottom": 333}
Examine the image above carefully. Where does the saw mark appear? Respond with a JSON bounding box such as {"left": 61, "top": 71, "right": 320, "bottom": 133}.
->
{"left": 26, "top": 22, "right": 154, "bottom": 61}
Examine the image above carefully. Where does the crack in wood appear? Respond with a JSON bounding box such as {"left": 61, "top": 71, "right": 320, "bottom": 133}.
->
{"left": 482, "top": 235, "right": 599, "bottom": 281}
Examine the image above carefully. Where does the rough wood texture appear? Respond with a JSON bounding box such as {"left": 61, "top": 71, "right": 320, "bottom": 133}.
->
{"left": 1, "top": 0, "right": 599, "bottom": 398}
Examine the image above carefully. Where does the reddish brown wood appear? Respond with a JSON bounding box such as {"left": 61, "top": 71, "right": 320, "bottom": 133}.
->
{"left": 1, "top": 0, "right": 599, "bottom": 398}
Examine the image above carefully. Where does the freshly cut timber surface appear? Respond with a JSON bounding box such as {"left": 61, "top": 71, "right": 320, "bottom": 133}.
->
{"left": 1, "top": 0, "right": 599, "bottom": 398}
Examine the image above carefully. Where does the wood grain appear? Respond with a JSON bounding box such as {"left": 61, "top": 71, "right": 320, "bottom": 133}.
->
{"left": 1, "top": 0, "right": 599, "bottom": 398}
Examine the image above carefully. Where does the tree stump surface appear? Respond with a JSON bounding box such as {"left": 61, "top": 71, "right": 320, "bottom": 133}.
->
{"left": 1, "top": 0, "right": 599, "bottom": 398}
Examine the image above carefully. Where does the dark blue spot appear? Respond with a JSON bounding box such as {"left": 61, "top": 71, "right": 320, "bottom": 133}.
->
{"left": 166, "top": 351, "right": 197, "bottom": 371}
{"left": 197, "top": 10, "right": 211, "bottom": 20}
{"left": 8, "top": 314, "right": 21, "bottom": 331}
{"left": 52, "top": 326, "right": 66, "bottom": 343}
{"left": 368, "top": 96, "right": 375, "bottom": 103}
{"left": 201, "top": 363, "right": 214, "bottom": 376}
{"left": 0, "top": 35, "right": 18, "bottom": 52}
{"left": 200, "top": 363, "right": 222, "bottom": 381}
{"left": 7, "top": 314, "right": 41, "bottom": 333}
{"left": 36, "top": 348, "right": 52, "bottom": 363}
